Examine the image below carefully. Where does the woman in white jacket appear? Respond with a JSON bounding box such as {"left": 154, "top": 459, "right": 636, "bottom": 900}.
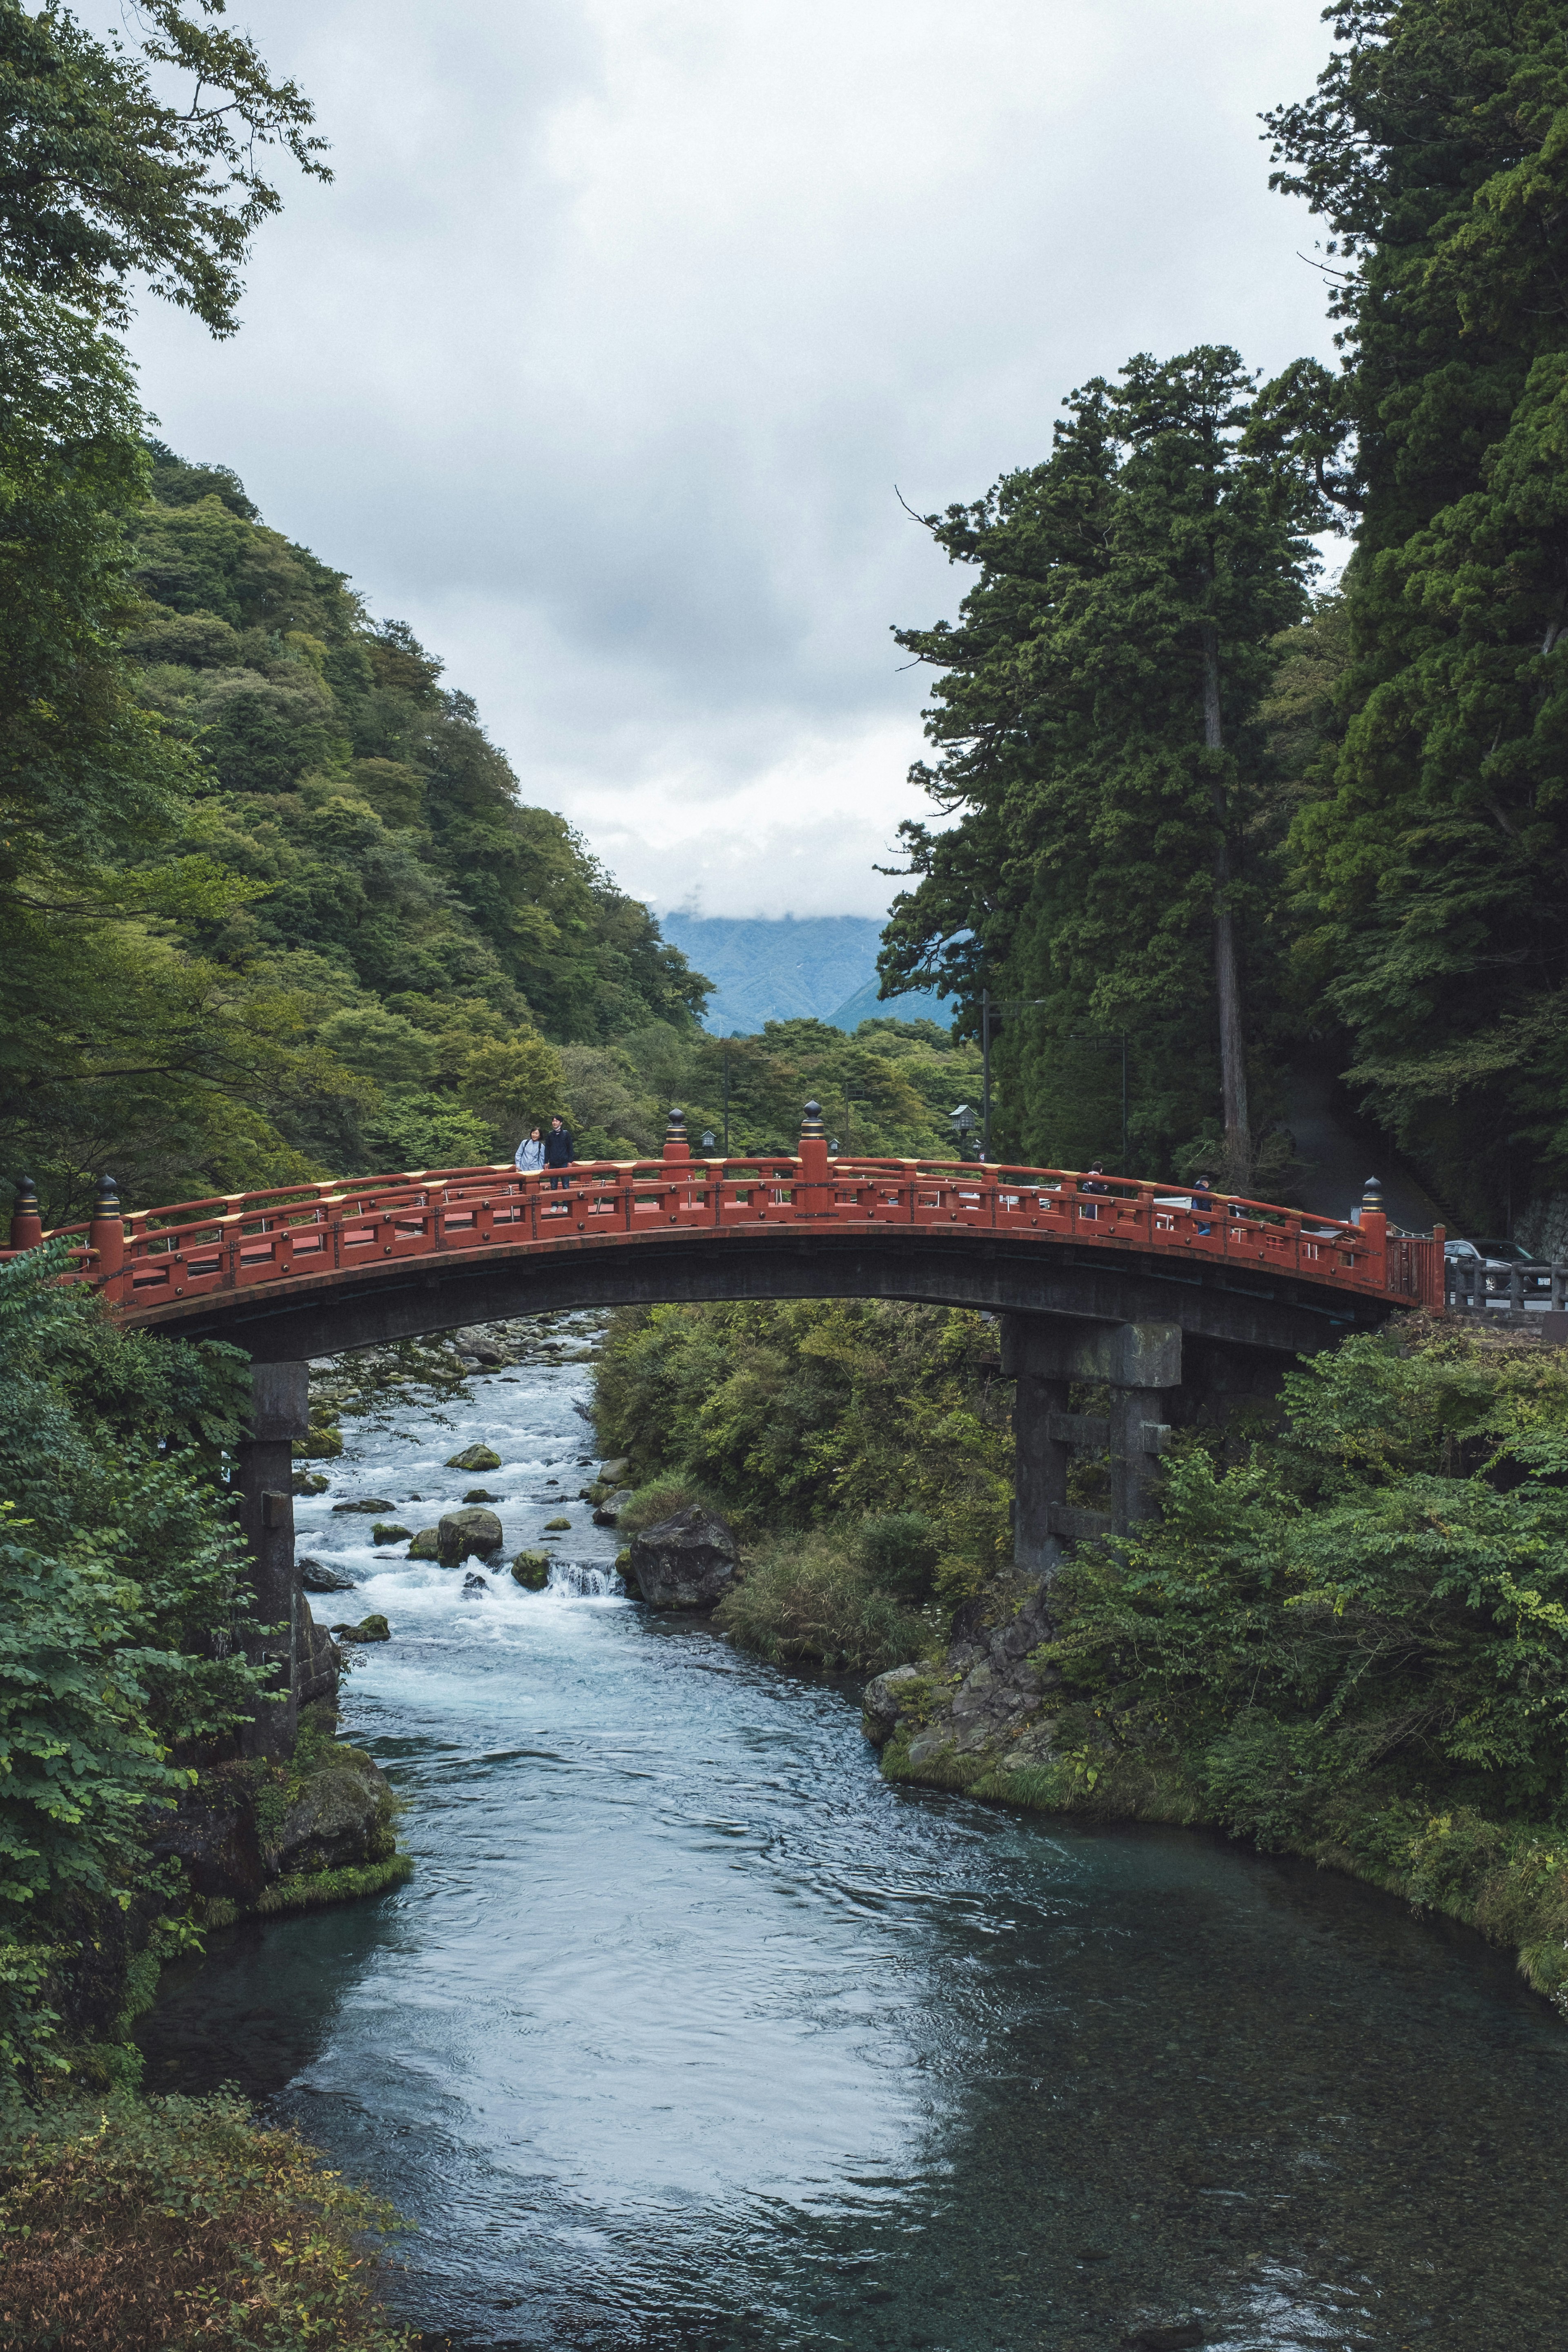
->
{"left": 514, "top": 1127, "right": 546, "bottom": 1174}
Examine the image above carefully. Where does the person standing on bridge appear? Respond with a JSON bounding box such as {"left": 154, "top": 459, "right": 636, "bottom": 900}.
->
{"left": 1078, "top": 1161, "right": 1109, "bottom": 1222}
{"left": 544, "top": 1114, "right": 575, "bottom": 1190}
{"left": 515, "top": 1126, "right": 545, "bottom": 1175}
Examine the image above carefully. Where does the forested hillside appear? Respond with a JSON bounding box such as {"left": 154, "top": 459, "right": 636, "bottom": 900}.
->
{"left": 5, "top": 430, "right": 710, "bottom": 1223}
{"left": 880, "top": 0, "right": 1568, "bottom": 1233}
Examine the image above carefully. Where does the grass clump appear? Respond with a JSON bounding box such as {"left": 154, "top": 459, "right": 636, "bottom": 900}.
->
{"left": 0, "top": 2090, "right": 412, "bottom": 2350}
{"left": 715, "top": 1530, "right": 928, "bottom": 1673}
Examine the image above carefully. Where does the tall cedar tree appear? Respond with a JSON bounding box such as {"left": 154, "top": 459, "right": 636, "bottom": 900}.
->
{"left": 880, "top": 349, "right": 1314, "bottom": 1186}
{"left": 1258, "top": 0, "right": 1568, "bottom": 1225}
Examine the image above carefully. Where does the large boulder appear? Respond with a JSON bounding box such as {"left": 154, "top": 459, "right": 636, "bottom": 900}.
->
{"left": 331, "top": 1497, "right": 394, "bottom": 1515}
{"left": 861, "top": 1663, "right": 927, "bottom": 1748}
{"left": 371, "top": 1521, "right": 411, "bottom": 1545}
{"left": 298, "top": 1556, "right": 356, "bottom": 1594}
{"left": 272, "top": 1752, "right": 394, "bottom": 1875}
{"left": 446, "top": 1443, "right": 501, "bottom": 1472}
{"left": 592, "top": 1486, "right": 635, "bottom": 1526}
{"left": 437, "top": 1506, "right": 503, "bottom": 1563}
{"left": 628, "top": 1504, "right": 739, "bottom": 1609}
{"left": 409, "top": 1525, "right": 441, "bottom": 1559}
{"left": 511, "top": 1550, "right": 550, "bottom": 1589}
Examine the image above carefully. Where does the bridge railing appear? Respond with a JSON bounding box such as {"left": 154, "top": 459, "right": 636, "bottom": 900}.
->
{"left": 2, "top": 1131, "right": 1447, "bottom": 1316}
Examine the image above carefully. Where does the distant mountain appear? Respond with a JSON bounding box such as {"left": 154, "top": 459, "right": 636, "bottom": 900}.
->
{"left": 825, "top": 973, "right": 951, "bottom": 1033}
{"left": 659, "top": 913, "right": 950, "bottom": 1035}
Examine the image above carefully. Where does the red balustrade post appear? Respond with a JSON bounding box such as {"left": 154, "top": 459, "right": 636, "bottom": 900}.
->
{"left": 662, "top": 1107, "right": 691, "bottom": 1164}
{"left": 8, "top": 1175, "right": 43, "bottom": 1250}
{"left": 797, "top": 1099, "right": 831, "bottom": 1216}
{"left": 88, "top": 1174, "right": 125, "bottom": 1293}
{"left": 1359, "top": 1175, "right": 1388, "bottom": 1293}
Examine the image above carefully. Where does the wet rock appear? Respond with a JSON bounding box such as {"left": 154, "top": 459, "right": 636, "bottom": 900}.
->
{"left": 900, "top": 1579, "right": 1062, "bottom": 1775}
{"left": 296, "top": 1599, "right": 342, "bottom": 1707}
{"left": 298, "top": 1557, "right": 356, "bottom": 1594}
{"left": 332, "top": 1613, "right": 391, "bottom": 1643}
{"left": 292, "top": 1471, "right": 330, "bottom": 1497}
{"left": 371, "top": 1521, "right": 412, "bottom": 1544}
{"left": 628, "top": 1504, "right": 739, "bottom": 1609}
{"left": 446, "top": 1443, "right": 501, "bottom": 1472}
{"left": 861, "top": 1663, "right": 926, "bottom": 1747}
{"left": 437, "top": 1506, "right": 504, "bottom": 1562}
{"left": 460, "top": 1336, "right": 506, "bottom": 1366}
{"left": 409, "top": 1526, "right": 442, "bottom": 1559}
{"left": 543, "top": 1515, "right": 572, "bottom": 1531}
{"left": 463, "top": 1486, "right": 499, "bottom": 1502}
{"left": 462, "top": 1572, "right": 489, "bottom": 1596}
{"left": 273, "top": 1753, "right": 394, "bottom": 1873}
{"left": 599, "top": 1456, "right": 631, "bottom": 1485}
{"left": 332, "top": 1497, "right": 395, "bottom": 1515}
{"left": 511, "top": 1550, "right": 550, "bottom": 1589}
{"left": 591, "top": 1486, "right": 635, "bottom": 1527}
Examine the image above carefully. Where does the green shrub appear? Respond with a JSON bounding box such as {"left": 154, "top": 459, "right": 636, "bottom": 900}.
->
{"left": 616, "top": 1474, "right": 718, "bottom": 1539}
{"left": 857, "top": 1510, "right": 940, "bottom": 1601}
{"left": 714, "top": 1531, "right": 929, "bottom": 1673}
{"left": 0, "top": 2090, "right": 413, "bottom": 2349}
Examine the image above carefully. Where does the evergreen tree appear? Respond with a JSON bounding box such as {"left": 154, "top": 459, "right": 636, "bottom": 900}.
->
{"left": 881, "top": 350, "right": 1314, "bottom": 1185}
{"left": 1260, "top": 0, "right": 1568, "bottom": 1224}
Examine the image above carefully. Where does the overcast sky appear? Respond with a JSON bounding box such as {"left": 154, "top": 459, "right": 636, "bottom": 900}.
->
{"left": 125, "top": 0, "right": 1339, "bottom": 920}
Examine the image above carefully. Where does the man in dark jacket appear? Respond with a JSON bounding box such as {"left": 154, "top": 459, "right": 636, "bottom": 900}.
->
{"left": 544, "top": 1114, "right": 575, "bottom": 1189}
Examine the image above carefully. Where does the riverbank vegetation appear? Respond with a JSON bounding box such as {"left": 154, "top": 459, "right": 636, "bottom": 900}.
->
{"left": 592, "top": 1298, "right": 1012, "bottom": 1667}
{"left": 878, "top": 1316, "right": 1568, "bottom": 2005}
{"left": 0, "top": 2091, "right": 412, "bottom": 2350}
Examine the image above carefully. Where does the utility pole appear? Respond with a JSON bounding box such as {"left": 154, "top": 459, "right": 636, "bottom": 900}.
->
{"left": 722, "top": 1043, "right": 730, "bottom": 1156}
{"left": 981, "top": 987, "right": 991, "bottom": 1161}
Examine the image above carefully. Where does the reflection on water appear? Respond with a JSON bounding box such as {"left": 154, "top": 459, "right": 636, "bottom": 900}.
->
{"left": 141, "top": 1331, "right": 1568, "bottom": 2349}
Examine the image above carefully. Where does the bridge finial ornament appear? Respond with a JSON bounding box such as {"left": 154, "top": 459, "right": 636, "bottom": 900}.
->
{"left": 800, "top": 1100, "right": 826, "bottom": 1140}
{"left": 8, "top": 1175, "right": 42, "bottom": 1252}
{"left": 1361, "top": 1175, "right": 1385, "bottom": 1218}
{"left": 662, "top": 1107, "right": 691, "bottom": 1165}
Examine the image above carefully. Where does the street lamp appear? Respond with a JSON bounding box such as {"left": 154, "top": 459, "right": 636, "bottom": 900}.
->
{"left": 701, "top": 1129, "right": 716, "bottom": 1152}
{"left": 949, "top": 1102, "right": 978, "bottom": 1160}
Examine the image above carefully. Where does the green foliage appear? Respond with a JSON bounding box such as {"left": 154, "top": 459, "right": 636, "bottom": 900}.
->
{"left": 1047, "top": 1325, "right": 1568, "bottom": 1851}
{"left": 1261, "top": 2, "right": 1568, "bottom": 1222}
{"left": 0, "top": 0, "right": 330, "bottom": 334}
{"left": 880, "top": 347, "right": 1316, "bottom": 1185}
{"left": 713, "top": 1531, "right": 929, "bottom": 1673}
{"left": 0, "top": 1245, "right": 262, "bottom": 2082}
{"left": 0, "top": 2089, "right": 413, "bottom": 2349}
{"left": 594, "top": 1299, "right": 1013, "bottom": 1602}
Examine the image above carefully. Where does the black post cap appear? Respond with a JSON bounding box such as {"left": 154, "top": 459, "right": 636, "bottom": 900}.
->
{"left": 800, "top": 1100, "right": 826, "bottom": 1138}
{"left": 92, "top": 1173, "right": 120, "bottom": 1216}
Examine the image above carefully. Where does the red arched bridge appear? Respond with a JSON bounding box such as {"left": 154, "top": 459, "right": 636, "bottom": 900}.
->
{"left": 5, "top": 1103, "right": 1445, "bottom": 1743}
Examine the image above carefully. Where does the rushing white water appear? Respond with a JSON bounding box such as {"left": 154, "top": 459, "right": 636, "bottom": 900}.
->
{"left": 141, "top": 1323, "right": 1568, "bottom": 2352}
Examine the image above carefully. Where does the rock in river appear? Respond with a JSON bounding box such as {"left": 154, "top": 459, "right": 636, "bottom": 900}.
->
{"left": 628, "top": 1504, "right": 739, "bottom": 1609}
{"left": 371, "top": 1521, "right": 411, "bottom": 1544}
{"left": 332, "top": 1614, "right": 391, "bottom": 1643}
{"left": 511, "top": 1550, "right": 550, "bottom": 1588}
{"left": 861, "top": 1663, "right": 927, "bottom": 1747}
{"left": 409, "top": 1526, "right": 441, "bottom": 1559}
{"left": 437, "top": 1506, "right": 503, "bottom": 1563}
{"left": 446, "top": 1443, "right": 501, "bottom": 1472}
{"left": 331, "top": 1497, "right": 395, "bottom": 1514}
{"left": 298, "top": 1556, "right": 357, "bottom": 1595}
{"left": 462, "top": 1572, "right": 489, "bottom": 1597}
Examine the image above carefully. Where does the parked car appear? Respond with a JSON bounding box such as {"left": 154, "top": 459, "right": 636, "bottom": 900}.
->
{"left": 1445, "top": 1237, "right": 1554, "bottom": 1304}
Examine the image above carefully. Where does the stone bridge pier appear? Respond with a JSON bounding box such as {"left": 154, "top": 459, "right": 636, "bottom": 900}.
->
{"left": 236, "top": 1361, "right": 310, "bottom": 1756}
{"left": 1002, "top": 1314, "right": 1291, "bottom": 1576}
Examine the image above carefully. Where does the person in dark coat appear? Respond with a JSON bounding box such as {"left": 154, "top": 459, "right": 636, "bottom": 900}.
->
{"left": 544, "top": 1114, "right": 575, "bottom": 1189}
{"left": 1078, "top": 1161, "right": 1109, "bottom": 1221}
{"left": 1190, "top": 1171, "right": 1214, "bottom": 1236}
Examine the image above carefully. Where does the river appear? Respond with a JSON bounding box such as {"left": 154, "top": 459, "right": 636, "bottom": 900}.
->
{"left": 140, "top": 1325, "right": 1568, "bottom": 2350}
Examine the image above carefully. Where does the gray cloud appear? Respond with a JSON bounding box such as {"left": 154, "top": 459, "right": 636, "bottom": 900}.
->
{"left": 124, "top": 0, "right": 1339, "bottom": 915}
